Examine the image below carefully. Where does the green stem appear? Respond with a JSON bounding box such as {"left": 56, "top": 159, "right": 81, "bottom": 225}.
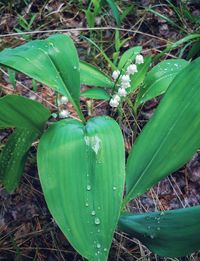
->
{"left": 74, "top": 102, "right": 86, "bottom": 124}
{"left": 126, "top": 96, "right": 137, "bottom": 116}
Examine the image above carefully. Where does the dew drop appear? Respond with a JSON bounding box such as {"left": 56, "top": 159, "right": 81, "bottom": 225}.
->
{"left": 85, "top": 202, "right": 89, "bottom": 207}
{"left": 103, "top": 248, "right": 107, "bottom": 252}
{"left": 91, "top": 210, "right": 96, "bottom": 216}
{"left": 150, "top": 234, "right": 155, "bottom": 239}
{"left": 113, "top": 186, "right": 117, "bottom": 191}
{"left": 87, "top": 185, "right": 91, "bottom": 191}
{"left": 160, "top": 211, "right": 165, "bottom": 216}
{"left": 73, "top": 65, "right": 77, "bottom": 70}
{"left": 96, "top": 243, "right": 101, "bottom": 249}
{"left": 157, "top": 227, "right": 160, "bottom": 231}
{"left": 94, "top": 217, "right": 100, "bottom": 225}
{"left": 147, "top": 226, "right": 151, "bottom": 230}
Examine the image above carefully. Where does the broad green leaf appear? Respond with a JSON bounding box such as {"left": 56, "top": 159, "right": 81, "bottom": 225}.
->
{"left": 0, "top": 95, "right": 50, "bottom": 192}
{"left": 127, "top": 56, "right": 152, "bottom": 94}
{"left": 37, "top": 116, "right": 125, "bottom": 261}
{"left": 135, "top": 59, "right": 189, "bottom": 107}
{"left": 0, "top": 95, "right": 50, "bottom": 129}
{"left": 80, "top": 61, "right": 114, "bottom": 88}
{"left": 118, "top": 46, "right": 142, "bottom": 71}
{"left": 0, "top": 34, "right": 83, "bottom": 121}
{"left": 0, "top": 128, "right": 38, "bottom": 191}
{"left": 81, "top": 88, "right": 111, "bottom": 100}
{"left": 119, "top": 206, "right": 200, "bottom": 257}
{"left": 124, "top": 57, "right": 200, "bottom": 203}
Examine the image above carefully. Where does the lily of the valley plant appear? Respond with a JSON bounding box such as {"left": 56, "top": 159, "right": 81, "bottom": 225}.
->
{"left": 0, "top": 34, "right": 199, "bottom": 261}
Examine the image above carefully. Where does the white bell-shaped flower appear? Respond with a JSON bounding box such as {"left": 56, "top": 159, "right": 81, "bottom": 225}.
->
{"left": 121, "top": 74, "right": 131, "bottom": 84}
{"left": 118, "top": 88, "right": 127, "bottom": 97}
{"left": 135, "top": 54, "right": 144, "bottom": 64}
{"left": 59, "top": 110, "right": 70, "bottom": 118}
{"left": 109, "top": 98, "right": 119, "bottom": 108}
{"left": 126, "top": 64, "right": 138, "bottom": 75}
{"left": 112, "top": 70, "right": 120, "bottom": 80}
{"left": 58, "top": 96, "right": 68, "bottom": 105}
{"left": 113, "top": 94, "right": 121, "bottom": 102}
{"left": 121, "top": 82, "right": 131, "bottom": 89}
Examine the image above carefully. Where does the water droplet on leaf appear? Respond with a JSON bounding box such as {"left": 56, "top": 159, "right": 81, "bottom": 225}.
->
{"left": 95, "top": 217, "right": 100, "bottom": 225}
{"left": 87, "top": 185, "right": 91, "bottom": 191}
{"left": 91, "top": 210, "right": 96, "bottom": 216}
{"left": 96, "top": 243, "right": 101, "bottom": 249}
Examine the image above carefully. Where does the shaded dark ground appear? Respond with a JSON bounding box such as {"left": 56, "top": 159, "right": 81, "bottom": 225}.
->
{"left": 0, "top": 1, "right": 200, "bottom": 260}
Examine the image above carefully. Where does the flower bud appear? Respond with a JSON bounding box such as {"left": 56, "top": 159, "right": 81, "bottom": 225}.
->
{"left": 109, "top": 98, "right": 119, "bottom": 107}
{"left": 121, "top": 82, "right": 131, "bottom": 89}
{"left": 113, "top": 94, "right": 121, "bottom": 102}
{"left": 126, "top": 64, "right": 137, "bottom": 75}
{"left": 121, "top": 74, "right": 131, "bottom": 83}
{"left": 59, "top": 110, "right": 70, "bottom": 118}
{"left": 58, "top": 96, "right": 68, "bottom": 105}
{"left": 112, "top": 70, "right": 120, "bottom": 80}
{"left": 135, "top": 54, "right": 144, "bottom": 64}
{"left": 118, "top": 88, "right": 127, "bottom": 97}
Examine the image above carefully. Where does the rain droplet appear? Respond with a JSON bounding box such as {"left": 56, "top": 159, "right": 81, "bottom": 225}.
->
{"left": 96, "top": 243, "right": 101, "bottom": 249}
{"left": 103, "top": 248, "right": 107, "bottom": 252}
{"left": 73, "top": 65, "right": 77, "bottom": 70}
{"left": 113, "top": 186, "right": 117, "bottom": 191}
{"left": 87, "top": 185, "right": 91, "bottom": 191}
{"left": 94, "top": 217, "right": 100, "bottom": 225}
{"left": 85, "top": 202, "right": 89, "bottom": 207}
{"left": 91, "top": 210, "right": 96, "bottom": 216}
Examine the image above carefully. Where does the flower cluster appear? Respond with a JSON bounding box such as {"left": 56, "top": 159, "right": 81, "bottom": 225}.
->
{"left": 109, "top": 54, "right": 144, "bottom": 108}
{"left": 54, "top": 96, "right": 70, "bottom": 119}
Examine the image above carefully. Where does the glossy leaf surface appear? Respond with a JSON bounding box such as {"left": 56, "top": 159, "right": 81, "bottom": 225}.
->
{"left": 0, "top": 34, "right": 81, "bottom": 115}
{"left": 119, "top": 206, "right": 200, "bottom": 257}
{"left": 80, "top": 61, "right": 114, "bottom": 88}
{"left": 125, "top": 57, "right": 200, "bottom": 203}
{"left": 37, "top": 116, "right": 125, "bottom": 261}
{"left": 81, "top": 88, "right": 110, "bottom": 100}
{"left": 136, "top": 59, "right": 189, "bottom": 106}
{"left": 0, "top": 95, "right": 50, "bottom": 191}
